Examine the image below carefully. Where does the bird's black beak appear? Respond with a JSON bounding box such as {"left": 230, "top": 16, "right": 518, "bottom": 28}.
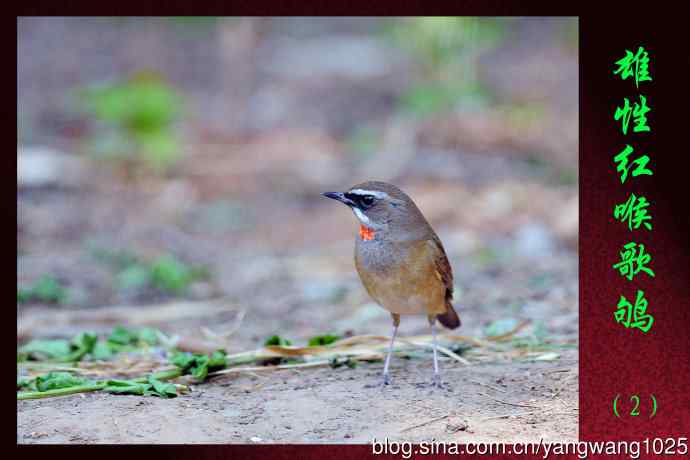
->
{"left": 322, "top": 191, "right": 355, "bottom": 207}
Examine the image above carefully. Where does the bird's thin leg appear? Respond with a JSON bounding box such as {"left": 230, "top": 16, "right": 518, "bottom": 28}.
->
{"left": 382, "top": 322, "right": 399, "bottom": 385}
{"left": 430, "top": 316, "right": 442, "bottom": 388}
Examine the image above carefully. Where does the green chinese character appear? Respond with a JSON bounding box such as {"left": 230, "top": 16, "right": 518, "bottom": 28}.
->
{"left": 613, "top": 241, "right": 655, "bottom": 281}
{"left": 613, "top": 46, "right": 652, "bottom": 88}
{"left": 615, "top": 290, "right": 654, "bottom": 332}
{"left": 614, "top": 95, "right": 651, "bottom": 134}
{"left": 614, "top": 144, "right": 653, "bottom": 183}
{"left": 614, "top": 193, "right": 653, "bottom": 231}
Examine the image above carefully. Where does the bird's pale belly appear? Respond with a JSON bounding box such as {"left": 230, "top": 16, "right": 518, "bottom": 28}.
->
{"left": 355, "top": 240, "right": 446, "bottom": 316}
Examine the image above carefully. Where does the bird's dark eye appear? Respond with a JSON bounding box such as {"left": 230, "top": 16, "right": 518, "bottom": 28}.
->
{"left": 360, "top": 195, "right": 375, "bottom": 208}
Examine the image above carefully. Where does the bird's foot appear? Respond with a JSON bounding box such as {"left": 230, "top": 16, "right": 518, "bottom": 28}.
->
{"left": 431, "top": 373, "right": 443, "bottom": 389}
{"left": 365, "top": 373, "right": 391, "bottom": 389}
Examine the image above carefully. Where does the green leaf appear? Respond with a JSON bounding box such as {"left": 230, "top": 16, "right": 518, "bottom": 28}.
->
{"left": 150, "top": 254, "right": 193, "bottom": 294}
{"left": 69, "top": 332, "right": 98, "bottom": 361}
{"left": 171, "top": 352, "right": 208, "bottom": 380}
{"left": 265, "top": 335, "right": 292, "bottom": 346}
{"left": 138, "top": 327, "right": 160, "bottom": 346}
{"left": 171, "top": 350, "right": 226, "bottom": 381}
{"left": 17, "top": 276, "right": 68, "bottom": 304}
{"left": 103, "top": 379, "right": 149, "bottom": 395}
{"left": 80, "top": 74, "right": 181, "bottom": 130}
{"left": 208, "top": 350, "right": 227, "bottom": 368}
{"left": 108, "top": 326, "right": 137, "bottom": 346}
{"left": 170, "top": 351, "right": 195, "bottom": 370}
{"left": 147, "top": 376, "right": 178, "bottom": 398}
{"left": 17, "top": 377, "right": 34, "bottom": 390}
{"left": 35, "top": 372, "right": 91, "bottom": 392}
{"left": 191, "top": 355, "right": 210, "bottom": 380}
{"left": 72, "top": 332, "right": 98, "bottom": 350}
{"left": 103, "top": 377, "right": 178, "bottom": 398}
{"left": 32, "top": 275, "right": 68, "bottom": 303}
{"left": 19, "top": 339, "right": 72, "bottom": 360}
{"left": 91, "top": 341, "right": 114, "bottom": 360}
{"left": 307, "top": 334, "right": 341, "bottom": 347}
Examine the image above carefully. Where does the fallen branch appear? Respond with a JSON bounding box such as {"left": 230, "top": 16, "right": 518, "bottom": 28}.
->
{"left": 400, "top": 414, "right": 452, "bottom": 433}
{"left": 209, "top": 360, "right": 332, "bottom": 376}
{"left": 479, "top": 393, "right": 539, "bottom": 409}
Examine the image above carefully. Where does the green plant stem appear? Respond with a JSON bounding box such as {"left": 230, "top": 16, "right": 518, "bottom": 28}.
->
{"left": 17, "top": 383, "right": 105, "bottom": 400}
{"left": 134, "top": 368, "right": 182, "bottom": 383}
{"left": 17, "top": 368, "right": 183, "bottom": 400}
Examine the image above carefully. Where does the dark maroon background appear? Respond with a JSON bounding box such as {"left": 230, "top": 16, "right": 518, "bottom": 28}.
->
{"left": 12, "top": 3, "right": 690, "bottom": 459}
{"left": 579, "top": 12, "right": 690, "bottom": 441}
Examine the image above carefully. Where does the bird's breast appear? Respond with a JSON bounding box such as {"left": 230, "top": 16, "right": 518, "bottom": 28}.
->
{"left": 354, "top": 238, "right": 446, "bottom": 315}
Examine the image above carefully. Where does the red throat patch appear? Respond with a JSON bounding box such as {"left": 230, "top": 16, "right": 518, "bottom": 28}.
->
{"left": 359, "top": 225, "right": 375, "bottom": 241}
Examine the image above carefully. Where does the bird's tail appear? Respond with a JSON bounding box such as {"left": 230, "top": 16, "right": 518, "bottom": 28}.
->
{"left": 437, "top": 303, "right": 461, "bottom": 329}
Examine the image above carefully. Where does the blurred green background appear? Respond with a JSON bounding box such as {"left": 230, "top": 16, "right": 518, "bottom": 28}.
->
{"left": 18, "top": 17, "right": 578, "bottom": 349}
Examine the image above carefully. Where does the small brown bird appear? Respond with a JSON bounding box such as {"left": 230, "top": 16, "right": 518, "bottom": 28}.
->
{"left": 323, "top": 181, "right": 460, "bottom": 387}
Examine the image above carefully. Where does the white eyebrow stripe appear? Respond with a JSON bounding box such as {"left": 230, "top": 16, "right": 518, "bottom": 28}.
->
{"left": 349, "top": 189, "right": 389, "bottom": 199}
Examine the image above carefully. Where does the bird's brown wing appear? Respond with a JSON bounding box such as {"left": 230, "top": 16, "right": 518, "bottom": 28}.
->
{"left": 430, "top": 234, "right": 453, "bottom": 299}
{"left": 429, "top": 233, "right": 461, "bottom": 329}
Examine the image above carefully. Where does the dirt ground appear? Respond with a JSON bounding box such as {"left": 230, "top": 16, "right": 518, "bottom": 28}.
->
{"left": 18, "top": 350, "right": 577, "bottom": 444}
{"left": 18, "top": 17, "right": 578, "bottom": 444}
{"left": 17, "top": 234, "right": 578, "bottom": 443}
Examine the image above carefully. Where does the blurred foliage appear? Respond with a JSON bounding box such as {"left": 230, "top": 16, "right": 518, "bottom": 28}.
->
{"left": 264, "top": 335, "right": 293, "bottom": 347}
{"left": 388, "top": 17, "right": 503, "bottom": 74}
{"left": 149, "top": 254, "right": 210, "bottom": 295}
{"left": 386, "top": 17, "right": 505, "bottom": 117}
{"left": 77, "top": 71, "right": 184, "bottom": 174}
{"left": 117, "top": 254, "right": 210, "bottom": 296}
{"left": 307, "top": 334, "right": 341, "bottom": 347}
{"left": 18, "top": 339, "right": 72, "bottom": 361}
{"left": 108, "top": 325, "right": 160, "bottom": 348}
{"left": 18, "top": 326, "right": 163, "bottom": 363}
{"left": 400, "top": 82, "right": 492, "bottom": 117}
{"left": 17, "top": 275, "right": 68, "bottom": 304}
{"left": 90, "top": 246, "right": 210, "bottom": 297}
{"left": 19, "top": 332, "right": 98, "bottom": 362}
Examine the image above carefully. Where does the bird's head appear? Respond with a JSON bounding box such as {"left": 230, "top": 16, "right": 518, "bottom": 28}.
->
{"left": 322, "top": 181, "right": 429, "bottom": 240}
